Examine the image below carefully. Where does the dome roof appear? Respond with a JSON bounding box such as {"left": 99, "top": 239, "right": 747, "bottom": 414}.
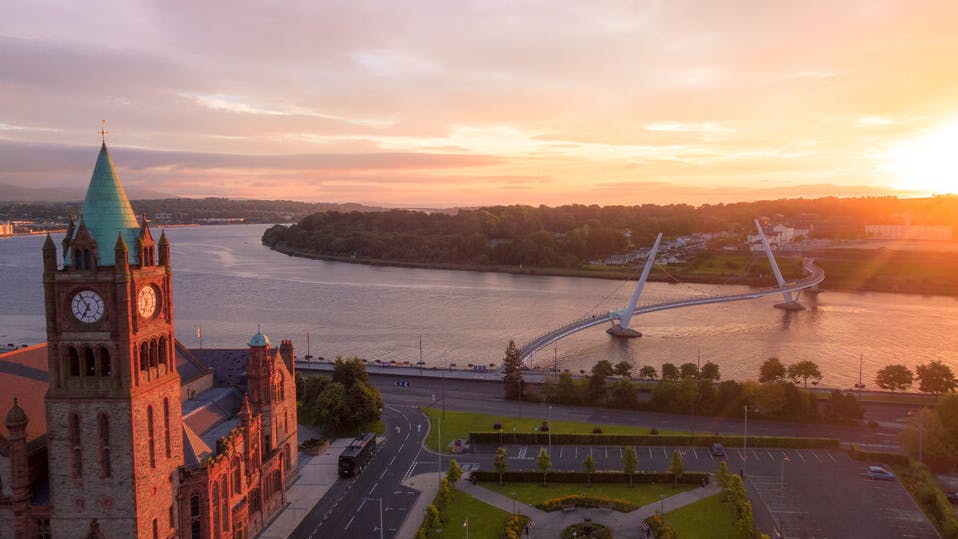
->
{"left": 248, "top": 329, "right": 270, "bottom": 347}
{"left": 5, "top": 398, "right": 28, "bottom": 429}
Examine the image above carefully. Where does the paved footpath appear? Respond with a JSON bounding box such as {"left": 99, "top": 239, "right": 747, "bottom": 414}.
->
{"left": 396, "top": 471, "right": 720, "bottom": 539}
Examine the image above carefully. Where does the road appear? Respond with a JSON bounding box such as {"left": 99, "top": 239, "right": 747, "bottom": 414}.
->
{"left": 365, "top": 373, "right": 914, "bottom": 451}
{"left": 289, "top": 405, "right": 427, "bottom": 539}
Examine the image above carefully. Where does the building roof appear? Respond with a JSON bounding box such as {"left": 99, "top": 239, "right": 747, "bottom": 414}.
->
{"left": 181, "top": 387, "right": 244, "bottom": 466}
{"left": 175, "top": 341, "right": 214, "bottom": 383}
{"left": 0, "top": 344, "right": 50, "bottom": 451}
{"left": 67, "top": 143, "right": 141, "bottom": 267}
{"left": 188, "top": 348, "right": 251, "bottom": 388}
{"left": 248, "top": 330, "right": 270, "bottom": 347}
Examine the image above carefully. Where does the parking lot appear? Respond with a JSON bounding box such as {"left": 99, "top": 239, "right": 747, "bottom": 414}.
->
{"left": 452, "top": 444, "right": 940, "bottom": 538}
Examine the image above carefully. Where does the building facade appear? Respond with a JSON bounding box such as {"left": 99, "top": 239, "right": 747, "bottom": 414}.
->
{"left": 0, "top": 143, "right": 297, "bottom": 539}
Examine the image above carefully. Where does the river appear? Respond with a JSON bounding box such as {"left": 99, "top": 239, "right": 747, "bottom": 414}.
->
{"left": 2, "top": 224, "right": 956, "bottom": 388}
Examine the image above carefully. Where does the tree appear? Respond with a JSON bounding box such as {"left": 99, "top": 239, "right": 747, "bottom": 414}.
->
{"left": 609, "top": 379, "right": 639, "bottom": 409}
{"left": 623, "top": 447, "right": 638, "bottom": 487}
{"left": 536, "top": 447, "right": 552, "bottom": 486}
{"left": 822, "top": 390, "right": 864, "bottom": 423}
{"left": 435, "top": 478, "right": 452, "bottom": 511}
{"left": 916, "top": 360, "right": 957, "bottom": 394}
{"left": 639, "top": 365, "right": 658, "bottom": 380}
{"left": 661, "top": 363, "right": 679, "bottom": 381}
{"left": 503, "top": 340, "right": 525, "bottom": 400}
{"left": 787, "top": 360, "right": 822, "bottom": 388}
{"left": 759, "top": 357, "right": 787, "bottom": 383}
{"left": 494, "top": 447, "right": 509, "bottom": 486}
{"left": 614, "top": 360, "right": 633, "bottom": 378}
{"left": 316, "top": 381, "right": 349, "bottom": 433}
{"left": 423, "top": 504, "right": 441, "bottom": 532}
{"left": 447, "top": 459, "right": 463, "bottom": 484}
{"left": 583, "top": 454, "right": 596, "bottom": 487}
{"left": 669, "top": 449, "right": 684, "bottom": 486}
{"left": 679, "top": 362, "right": 700, "bottom": 380}
{"left": 875, "top": 364, "right": 914, "bottom": 391}
{"left": 700, "top": 361, "right": 721, "bottom": 382}
{"left": 555, "top": 372, "right": 581, "bottom": 405}
{"left": 332, "top": 357, "right": 368, "bottom": 387}
{"left": 588, "top": 360, "right": 614, "bottom": 404}
{"left": 717, "top": 460, "right": 730, "bottom": 490}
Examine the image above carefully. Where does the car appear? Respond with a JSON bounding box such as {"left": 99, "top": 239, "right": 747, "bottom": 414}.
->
{"left": 709, "top": 443, "right": 726, "bottom": 457}
{"left": 946, "top": 492, "right": 958, "bottom": 505}
{"left": 867, "top": 466, "right": 895, "bottom": 480}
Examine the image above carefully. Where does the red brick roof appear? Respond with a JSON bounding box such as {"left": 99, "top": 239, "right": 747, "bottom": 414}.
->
{"left": 0, "top": 344, "right": 50, "bottom": 447}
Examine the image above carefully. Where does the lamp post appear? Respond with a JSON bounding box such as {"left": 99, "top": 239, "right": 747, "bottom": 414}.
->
{"left": 363, "top": 497, "right": 384, "bottom": 539}
{"left": 511, "top": 492, "right": 517, "bottom": 516}
{"left": 441, "top": 363, "right": 447, "bottom": 421}
{"left": 659, "top": 494, "right": 665, "bottom": 524}
{"left": 743, "top": 405, "right": 749, "bottom": 479}
{"left": 919, "top": 407, "right": 924, "bottom": 465}
{"left": 438, "top": 412, "right": 442, "bottom": 479}
{"left": 780, "top": 454, "right": 789, "bottom": 497}
{"left": 419, "top": 335, "right": 423, "bottom": 376}
{"left": 548, "top": 405, "right": 553, "bottom": 456}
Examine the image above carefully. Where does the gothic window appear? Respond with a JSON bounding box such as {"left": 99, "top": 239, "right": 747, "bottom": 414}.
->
{"left": 220, "top": 478, "right": 229, "bottom": 532}
{"left": 272, "top": 469, "right": 282, "bottom": 496}
{"left": 70, "top": 414, "right": 82, "bottom": 479}
{"left": 147, "top": 406, "right": 156, "bottom": 468}
{"left": 98, "top": 413, "right": 111, "bottom": 478}
{"left": 152, "top": 518, "right": 158, "bottom": 539}
{"left": 159, "top": 336, "right": 168, "bottom": 371}
{"left": 284, "top": 444, "right": 291, "bottom": 474}
{"left": 140, "top": 342, "right": 149, "bottom": 372}
{"left": 189, "top": 491, "right": 201, "bottom": 539}
{"left": 83, "top": 250, "right": 92, "bottom": 270}
{"left": 98, "top": 348, "right": 111, "bottom": 377}
{"left": 284, "top": 410, "right": 288, "bottom": 435}
{"left": 250, "top": 489, "right": 261, "bottom": 513}
{"left": 84, "top": 347, "right": 96, "bottom": 376}
{"left": 211, "top": 488, "right": 220, "bottom": 539}
{"left": 231, "top": 457, "right": 241, "bottom": 495}
{"left": 149, "top": 340, "right": 158, "bottom": 369}
{"left": 163, "top": 398, "right": 171, "bottom": 458}
{"left": 68, "top": 347, "right": 80, "bottom": 376}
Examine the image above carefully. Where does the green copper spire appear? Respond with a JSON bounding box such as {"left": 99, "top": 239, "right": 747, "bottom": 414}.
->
{"left": 68, "top": 143, "right": 141, "bottom": 266}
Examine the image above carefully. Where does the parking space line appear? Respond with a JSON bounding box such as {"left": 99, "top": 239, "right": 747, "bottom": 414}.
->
{"left": 619, "top": 447, "right": 624, "bottom": 458}
{"left": 825, "top": 450, "right": 837, "bottom": 462}
{"left": 575, "top": 447, "right": 579, "bottom": 458}
{"left": 811, "top": 451, "right": 823, "bottom": 462}
{"left": 796, "top": 451, "right": 806, "bottom": 462}
{"left": 605, "top": 447, "right": 608, "bottom": 460}
{"left": 751, "top": 449, "right": 761, "bottom": 462}
{"left": 692, "top": 448, "right": 698, "bottom": 459}
{"left": 560, "top": 447, "right": 564, "bottom": 459}
{"left": 590, "top": 447, "right": 594, "bottom": 458}
{"left": 766, "top": 449, "right": 774, "bottom": 460}
{"left": 737, "top": 449, "right": 745, "bottom": 460}
{"left": 649, "top": 448, "right": 654, "bottom": 459}
{"left": 662, "top": 447, "right": 668, "bottom": 458}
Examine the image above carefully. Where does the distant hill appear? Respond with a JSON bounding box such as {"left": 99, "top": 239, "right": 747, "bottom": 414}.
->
{"left": 0, "top": 183, "right": 175, "bottom": 202}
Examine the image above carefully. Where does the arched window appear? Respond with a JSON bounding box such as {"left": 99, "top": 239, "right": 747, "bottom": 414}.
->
{"left": 284, "top": 444, "right": 291, "bottom": 473}
{"left": 158, "top": 336, "right": 168, "bottom": 371}
{"left": 163, "top": 398, "right": 171, "bottom": 458}
{"left": 98, "top": 413, "right": 111, "bottom": 478}
{"left": 231, "top": 457, "right": 241, "bottom": 495}
{"left": 147, "top": 406, "right": 156, "bottom": 468}
{"left": 68, "top": 347, "right": 80, "bottom": 376}
{"left": 189, "top": 491, "right": 201, "bottom": 539}
{"left": 220, "top": 478, "right": 229, "bottom": 532}
{"left": 140, "top": 342, "right": 149, "bottom": 372}
{"left": 84, "top": 347, "right": 96, "bottom": 376}
{"left": 284, "top": 410, "right": 288, "bottom": 435}
{"left": 98, "top": 348, "right": 111, "bottom": 377}
{"left": 70, "top": 414, "right": 82, "bottom": 479}
{"left": 272, "top": 469, "right": 282, "bottom": 496}
{"left": 83, "top": 250, "right": 92, "bottom": 270}
{"left": 149, "top": 340, "right": 158, "bottom": 369}
{"left": 211, "top": 487, "right": 220, "bottom": 539}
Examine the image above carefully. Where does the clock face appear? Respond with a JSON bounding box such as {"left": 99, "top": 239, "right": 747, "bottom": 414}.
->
{"left": 71, "top": 290, "right": 105, "bottom": 323}
{"left": 137, "top": 286, "right": 158, "bottom": 318}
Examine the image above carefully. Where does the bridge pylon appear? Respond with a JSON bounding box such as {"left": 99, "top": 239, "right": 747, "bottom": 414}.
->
{"left": 753, "top": 219, "right": 805, "bottom": 311}
{"left": 607, "top": 232, "right": 663, "bottom": 338}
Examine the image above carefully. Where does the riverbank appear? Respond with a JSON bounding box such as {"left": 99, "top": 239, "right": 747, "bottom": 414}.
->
{"left": 265, "top": 241, "right": 958, "bottom": 297}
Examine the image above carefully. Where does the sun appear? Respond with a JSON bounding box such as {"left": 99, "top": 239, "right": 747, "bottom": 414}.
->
{"left": 883, "top": 119, "right": 958, "bottom": 195}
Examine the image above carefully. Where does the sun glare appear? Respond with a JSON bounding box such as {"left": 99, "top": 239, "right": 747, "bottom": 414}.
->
{"left": 883, "top": 119, "right": 958, "bottom": 195}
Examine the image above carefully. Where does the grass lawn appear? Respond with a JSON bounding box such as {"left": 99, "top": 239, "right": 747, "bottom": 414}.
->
{"left": 421, "top": 407, "right": 673, "bottom": 452}
{"left": 438, "top": 487, "right": 513, "bottom": 539}
{"left": 665, "top": 493, "right": 745, "bottom": 539}
{"left": 482, "top": 481, "right": 694, "bottom": 510}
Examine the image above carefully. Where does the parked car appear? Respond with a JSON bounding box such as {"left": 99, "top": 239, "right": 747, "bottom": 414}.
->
{"left": 709, "top": 443, "right": 726, "bottom": 457}
{"left": 946, "top": 492, "right": 958, "bottom": 505}
{"left": 867, "top": 466, "right": 895, "bottom": 480}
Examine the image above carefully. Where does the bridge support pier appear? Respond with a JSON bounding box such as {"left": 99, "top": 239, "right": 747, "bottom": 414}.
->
{"left": 608, "top": 233, "right": 663, "bottom": 339}
{"left": 606, "top": 325, "right": 642, "bottom": 338}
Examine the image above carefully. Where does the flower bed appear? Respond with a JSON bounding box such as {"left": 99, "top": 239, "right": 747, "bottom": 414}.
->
{"left": 539, "top": 494, "right": 637, "bottom": 512}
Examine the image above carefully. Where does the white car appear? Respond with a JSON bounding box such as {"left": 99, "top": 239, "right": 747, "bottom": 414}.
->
{"left": 867, "top": 466, "right": 895, "bottom": 480}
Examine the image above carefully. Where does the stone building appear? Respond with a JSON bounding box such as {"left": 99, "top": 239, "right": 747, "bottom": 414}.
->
{"left": 0, "top": 142, "right": 298, "bottom": 539}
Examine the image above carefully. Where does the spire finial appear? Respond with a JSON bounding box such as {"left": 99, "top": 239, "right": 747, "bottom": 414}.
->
{"left": 99, "top": 119, "right": 108, "bottom": 144}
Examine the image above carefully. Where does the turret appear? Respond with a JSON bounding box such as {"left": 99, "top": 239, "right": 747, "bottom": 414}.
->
{"left": 70, "top": 220, "right": 98, "bottom": 271}
{"left": 115, "top": 232, "right": 129, "bottom": 273}
{"left": 247, "top": 328, "right": 272, "bottom": 413}
{"left": 279, "top": 339, "right": 295, "bottom": 375}
{"left": 6, "top": 398, "right": 32, "bottom": 537}
{"left": 136, "top": 215, "right": 155, "bottom": 266}
{"left": 43, "top": 233, "right": 57, "bottom": 274}
{"left": 158, "top": 229, "right": 170, "bottom": 267}
{"left": 61, "top": 213, "right": 75, "bottom": 263}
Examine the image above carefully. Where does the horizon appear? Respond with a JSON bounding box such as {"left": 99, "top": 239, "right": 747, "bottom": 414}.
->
{"left": 2, "top": 1, "right": 957, "bottom": 206}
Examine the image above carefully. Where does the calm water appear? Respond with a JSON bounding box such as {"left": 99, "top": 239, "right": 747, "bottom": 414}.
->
{"left": 2, "top": 224, "right": 957, "bottom": 388}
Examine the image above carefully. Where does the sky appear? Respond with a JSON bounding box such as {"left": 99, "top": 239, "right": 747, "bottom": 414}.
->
{"left": 1, "top": 0, "right": 957, "bottom": 207}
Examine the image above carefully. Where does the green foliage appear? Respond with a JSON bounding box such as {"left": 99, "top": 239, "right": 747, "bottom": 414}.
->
{"left": 502, "top": 340, "right": 524, "bottom": 400}
{"left": 701, "top": 361, "right": 721, "bottom": 382}
{"left": 679, "top": 362, "right": 700, "bottom": 380}
{"left": 469, "top": 431, "right": 840, "bottom": 448}
{"left": 900, "top": 395, "right": 958, "bottom": 470}
{"left": 661, "top": 363, "right": 679, "bottom": 381}
{"left": 623, "top": 447, "right": 638, "bottom": 486}
{"left": 644, "top": 513, "right": 676, "bottom": 539}
{"left": 822, "top": 390, "right": 864, "bottom": 423}
{"left": 916, "top": 360, "right": 957, "bottom": 394}
{"left": 298, "top": 359, "right": 383, "bottom": 435}
{"left": 895, "top": 460, "right": 958, "bottom": 539}
{"left": 536, "top": 448, "right": 552, "bottom": 485}
{"left": 332, "top": 357, "right": 369, "bottom": 387}
{"left": 875, "top": 364, "right": 914, "bottom": 391}
{"left": 717, "top": 460, "right": 730, "bottom": 490}
{"left": 669, "top": 449, "right": 684, "bottom": 480}
{"left": 562, "top": 522, "right": 613, "bottom": 539}
{"left": 555, "top": 372, "right": 582, "bottom": 405}
{"left": 614, "top": 360, "right": 633, "bottom": 378}
{"left": 787, "top": 360, "right": 823, "bottom": 388}
{"left": 609, "top": 378, "right": 639, "bottom": 409}
{"left": 541, "top": 494, "right": 637, "bottom": 512}
{"left": 494, "top": 447, "right": 509, "bottom": 486}
{"left": 472, "top": 470, "right": 711, "bottom": 485}
{"left": 759, "top": 357, "right": 787, "bottom": 383}
{"left": 447, "top": 459, "right": 463, "bottom": 484}
{"left": 639, "top": 365, "right": 658, "bottom": 380}
{"left": 583, "top": 454, "right": 596, "bottom": 486}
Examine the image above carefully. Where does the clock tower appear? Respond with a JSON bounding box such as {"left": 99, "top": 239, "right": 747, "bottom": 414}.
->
{"left": 42, "top": 142, "right": 184, "bottom": 538}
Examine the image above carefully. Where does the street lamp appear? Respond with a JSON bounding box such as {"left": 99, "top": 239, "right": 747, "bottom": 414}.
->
{"left": 510, "top": 492, "right": 517, "bottom": 516}
{"left": 363, "top": 497, "right": 384, "bottom": 539}
{"left": 659, "top": 494, "right": 665, "bottom": 524}
{"left": 743, "top": 405, "right": 749, "bottom": 479}
{"left": 548, "top": 405, "right": 553, "bottom": 456}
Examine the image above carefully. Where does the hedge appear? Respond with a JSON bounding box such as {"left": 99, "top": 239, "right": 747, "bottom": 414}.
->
{"left": 469, "top": 432, "right": 840, "bottom": 448}
{"left": 848, "top": 444, "right": 910, "bottom": 467}
{"left": 539, "top": 494, "right": 638, "bottom": 512}
{"left": 473, "top": 470, "right": 710, "bottom": 485}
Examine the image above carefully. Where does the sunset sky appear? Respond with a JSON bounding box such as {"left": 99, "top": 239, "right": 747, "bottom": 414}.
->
{"left": 2, "top": 0, "right": 957, "bottom": 207}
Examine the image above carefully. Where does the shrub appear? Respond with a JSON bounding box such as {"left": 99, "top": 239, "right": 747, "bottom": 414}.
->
{"left": 540, "top": 421, "right": 550, "bottom": 432}
{"left": 493, "top": 422, "right": 502, "bottom": 430}
{"left": 592, "top": 426, "right": 604, "bottom": 434}
{"left": 469, "top": 432, "right": 840, "bottom": 448}
{"left": 650, "top": 427, "right": 659, "bottom": 435}
{"left": 539, "top": 494, "right": 638, "bottom": 512}
{"left": 848, "top": 444, "right": 909, "bottom": 467}
{"left": 474, "top": 470, "right": 709, "bottom": 486}
{"left": 562, "top": 522, "right": 613, "bottom": 539}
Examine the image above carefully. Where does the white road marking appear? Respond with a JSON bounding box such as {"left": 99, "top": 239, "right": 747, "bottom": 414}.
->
{"left": 796, "top": 451, "right": 806, "bottom": 462}
{"left": 649, "top": 448, "right": 654, "bottom": 459}
{"left": 825, "top": 450, "right": 837, "bottom": 462}
{"left": 751, "top": 449, "right": 761, "bottom": 462}
{"left": 692, "top": 448, "right": 698, "bottom": 459}
{"left": 345, "top": 515, "right": 355, "bottom": 530}
{"left": 812, "top": 451, "right": 823, "bottom": 463}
